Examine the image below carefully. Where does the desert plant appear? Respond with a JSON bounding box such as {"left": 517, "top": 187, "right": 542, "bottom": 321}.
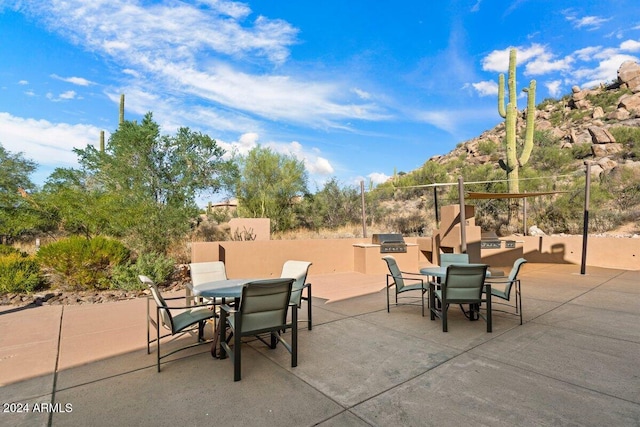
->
{"left": 37, "top": 236, "right": 130, "bottom": 290}
{"left": 0, "top": 253, "right": 46, "bottom": 294}
{"left": 497, "top": 48, "right": 537, "bottom": 194}
{"left": 110, "top": 252, "right": 175, "bottom": 290}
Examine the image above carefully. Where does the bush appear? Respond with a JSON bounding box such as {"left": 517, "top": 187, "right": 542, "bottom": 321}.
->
{"left": 0, "top": 253, "right": 46, "bottom": 294}
{"left": 37, "top": 236, "right": 130, "bottom": 290}
{"left": 110, "top": 252, "right": 176, "bottom": 291}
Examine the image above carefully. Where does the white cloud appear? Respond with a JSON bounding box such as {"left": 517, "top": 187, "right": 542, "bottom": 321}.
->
{"left": 13, "top": 1, "right": 388, "bottom": 132}
{"left": 0, "top": 112, "right": 100, "bottom": 168}
{"left": 216, "top": 133, "right": 334, "bottom": 176}
{"left": 352, "top": 88, "right": 372, "bottom": 100}
{"left": 59, "top": 90, "right": 77, "bottom": 100}
{"left": 524, "top": 53, "right": 573, "bottom": 76}
{"left": 570, "top": 15, "right": 610, "bottom": 30}
{"left": 572, "top": 54, "right": 639, "bottom": 88}
{"left": 471, "top": 80, "right": 498, "bottom": 96}
{"left": 367, "top": 172, "right": 390, "bottom": 185}
{"left": 51, "top": 74, "right": 94, "bottom": 86}
{"left": 545, "top": 80, "right": 562, "bottom": 98}
{"left": 574, "top": 46, "right": 603, "bottom": 61}
{"left": 18, "top": 80, "right": 28, "bottom": 85}
{"left": 415, "top": 111, "right": 458, "bottom": 134}
{"left": 17, "top": 0, "right": 298, "bottom": 65}
{"left": 620, "top": 39, "right": 640, "bottom": 52}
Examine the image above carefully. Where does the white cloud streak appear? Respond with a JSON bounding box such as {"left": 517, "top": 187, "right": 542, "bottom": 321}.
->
{"left": 0, "top": 112, "right": 101, "bottom": 167}
{"left": 10, "top": 0, "right": 387, "bottom": 133}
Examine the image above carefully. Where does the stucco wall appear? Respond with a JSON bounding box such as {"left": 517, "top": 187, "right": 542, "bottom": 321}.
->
{"left": 191, "top": 235, "right": 639, "bottom": 279}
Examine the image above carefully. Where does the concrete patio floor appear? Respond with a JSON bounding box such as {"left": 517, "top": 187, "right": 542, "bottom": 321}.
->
{"left": 1, "top": 263, "right": 639, "bottom": 426}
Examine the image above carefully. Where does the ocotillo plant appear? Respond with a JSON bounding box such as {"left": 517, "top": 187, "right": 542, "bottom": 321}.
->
{"left": 497, "top": 48, "right": 536, "bottom": 194}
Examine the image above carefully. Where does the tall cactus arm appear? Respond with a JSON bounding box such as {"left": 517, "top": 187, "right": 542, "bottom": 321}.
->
{"left": 505, "top": 102, "right": 518, "bottom": 173}
{"left": 519, "top": 80, "right": 537, "bottom": 166}
{"left": 498, "top": 74, "right": 506, "bottom": 118}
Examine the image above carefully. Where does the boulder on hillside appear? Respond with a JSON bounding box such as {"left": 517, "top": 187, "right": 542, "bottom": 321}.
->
{"left": 619, "top": 92, "right": 640, "bottom": 111}
{"left": 588, "top": 126, "right": 616, "bottom": 144}
{"left": 592, "top": 143, "right": 624, "bottom": 157}
{"left": 607, "top": 108, "right": 631, "bottom": 121}
{"left": 618, "top": 60, "right": 640, "bottom": 92}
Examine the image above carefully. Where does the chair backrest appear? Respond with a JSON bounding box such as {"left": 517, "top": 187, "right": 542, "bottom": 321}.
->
{"left": 382, "top": 256, "right": 407, "bottom": 292}
{"left": 280, "top": 260, "right": 312, "bottom": 305}
{"left": 139, "top": 275, "right": 173, "bottom": 331}
{"left": 440, "top": 253, "right": 470, "bottom": 267}
{"left": 238, "top": 278, "right": 294, "bottom": 334}
{"left": 443, "top": 264, "right": 488, "bottom": 302}
{"left": 189, "top": 261, "right": 227, "bottom": 287}
{"left": 504, "top": 258, "right": 527, "bottom": 297}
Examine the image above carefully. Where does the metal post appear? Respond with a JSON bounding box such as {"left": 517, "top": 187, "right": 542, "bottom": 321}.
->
{"left": 360, "top": 180, "right": 367, "bottom": 238}
{"left": 433, "top": 186, "right": 440, "bottom": 227}
{"left": 523, "top": 197, "right": 527, "bottom": 236}
{"left": 581, "top": 162, "right": 591, "bottom": 275}
{"left": 458, "top": 177, "right": 467, "bottom": 253}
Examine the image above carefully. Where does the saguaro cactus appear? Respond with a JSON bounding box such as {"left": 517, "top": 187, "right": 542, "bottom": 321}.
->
{"left": 119, "top": 94, "right": 125, "bottom": 124}
{"left": 498, "top": 48, "right": 536, "bottom": 194}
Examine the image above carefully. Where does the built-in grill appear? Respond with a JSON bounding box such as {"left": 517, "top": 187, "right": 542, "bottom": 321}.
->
{"left": 372, "top": 233, "right": 407, "bottom": 254}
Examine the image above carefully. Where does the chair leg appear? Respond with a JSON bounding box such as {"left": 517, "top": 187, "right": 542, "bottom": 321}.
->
{"left": 307, "top": 285, "right": 312, "bottom": 330}
{"left": 485, "top": 284, "right": 492, "bottom": 333}
{"left": 218, "top": 310, "right": 228, "bottom": 360}
{"left": 386, "top": 277, "right": 390, "bottom": 313}
{"left": 146, "top": 297, "right": 151, "bottom": 355}
{"left": 429, "top": 284, "right": 436, "bottom": 321}
{"left": 292, "top": 304, "right": 298, "bottom": 368}
{"left": 516, "top": 280, "right": 523, "bottom": 325}
{"left": 442, "top": 304, "right": 448, "bottom": 332}
{"left": 156, "top": 308, "right": 161, "bottom": 372}
{"left": 233, "top": 329, "right": 241, "bottom": 381}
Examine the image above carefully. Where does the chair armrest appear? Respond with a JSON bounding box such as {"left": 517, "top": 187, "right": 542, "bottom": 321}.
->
{"left": 390, "top": 274, "right": 425, "bottom": 285}
{"left": 399, "top": 270, "right": 424, "bottom": 277}
{"left": 219, "top": 304, "right": 235, "bottom": 314}
{"left": 484, "top": 278, "right": 514, "bottom": 284}
{"left": 161, "top": 298, "right": 217, "bottom": 310}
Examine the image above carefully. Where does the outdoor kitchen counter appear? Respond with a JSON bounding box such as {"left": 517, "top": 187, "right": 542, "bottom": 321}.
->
{"left": 353, "top": 242, "right": 419, "bottom": 275}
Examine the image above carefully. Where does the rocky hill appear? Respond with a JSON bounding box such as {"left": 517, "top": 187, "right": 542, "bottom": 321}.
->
{"left": 378, "top": 60, "right": 640, "bottom": 237}
{"left": 431, "top": 60, "right": 640, "bottom": 176}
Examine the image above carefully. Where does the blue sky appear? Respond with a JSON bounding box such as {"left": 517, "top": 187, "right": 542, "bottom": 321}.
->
{"left": 1, "top": 0, "right": 639, "bottom": 202}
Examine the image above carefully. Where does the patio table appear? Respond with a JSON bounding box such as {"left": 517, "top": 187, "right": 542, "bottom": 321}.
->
{"left": 420, "top": 266, "right": 491, "bottom": 321}
{"left": 419, "top": 266, "right": 491, "bottom": 280}
{"left": 187, "top": 278, "right": 259, "bottom": 358}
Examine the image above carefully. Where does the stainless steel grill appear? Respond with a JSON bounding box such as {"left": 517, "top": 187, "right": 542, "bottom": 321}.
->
{"left": 372, "top": 233, "right": 407, "bottom": 254}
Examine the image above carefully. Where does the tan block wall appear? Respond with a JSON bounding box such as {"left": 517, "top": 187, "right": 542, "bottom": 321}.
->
{"left": 353, "top": 244, "right": 420, "bottom": 274}
{"left": 191, "top": 235, "right": 639, "bottom": 278}
{"left": 228, "top": 218, "right": 271, "bottom": 241}
{"left": 192, "top": 239, "right": 372, "bottom": 278}
{"left": 476, "top": 235, "right": 639, "bottom": 271}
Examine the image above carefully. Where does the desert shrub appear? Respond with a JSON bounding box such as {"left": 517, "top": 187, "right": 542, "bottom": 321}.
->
{"left": 37, "top": 236, "right": 130, "bottom": 290}
{"left": 0, "top": 253, "right": 46, "bottom": 294}
{"left": 609, "top": 126, "right": 640, "bottom": 159}
{"left": 587, "top": 88, "right": 631, "bottom": 111}
{"left": 0, "top": 244, "right": 24, "bottom": 256}
{"left": 571, "top": 143, "right": 593, "bottom": 159}
{"left": 110, "top": 252, "right": 175, "bottom": 291}
{"left": 477, "top": 140, "right": 499, "bottom": 156}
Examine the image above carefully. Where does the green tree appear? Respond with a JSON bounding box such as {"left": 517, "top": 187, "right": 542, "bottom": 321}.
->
{"left": 39, "top": 168, "right": 117, "bottom": 239}
{"left": 0, "top": 144, "right": 54, "bottom": 242}
{"left": 305, "top": 178, "right": 361, "bottom": 229}
{"left": 234, "top": 146, "right": 307, "bottom": 232}
{"left": 72, "top": 113, "right": 234, "bottom": 254}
